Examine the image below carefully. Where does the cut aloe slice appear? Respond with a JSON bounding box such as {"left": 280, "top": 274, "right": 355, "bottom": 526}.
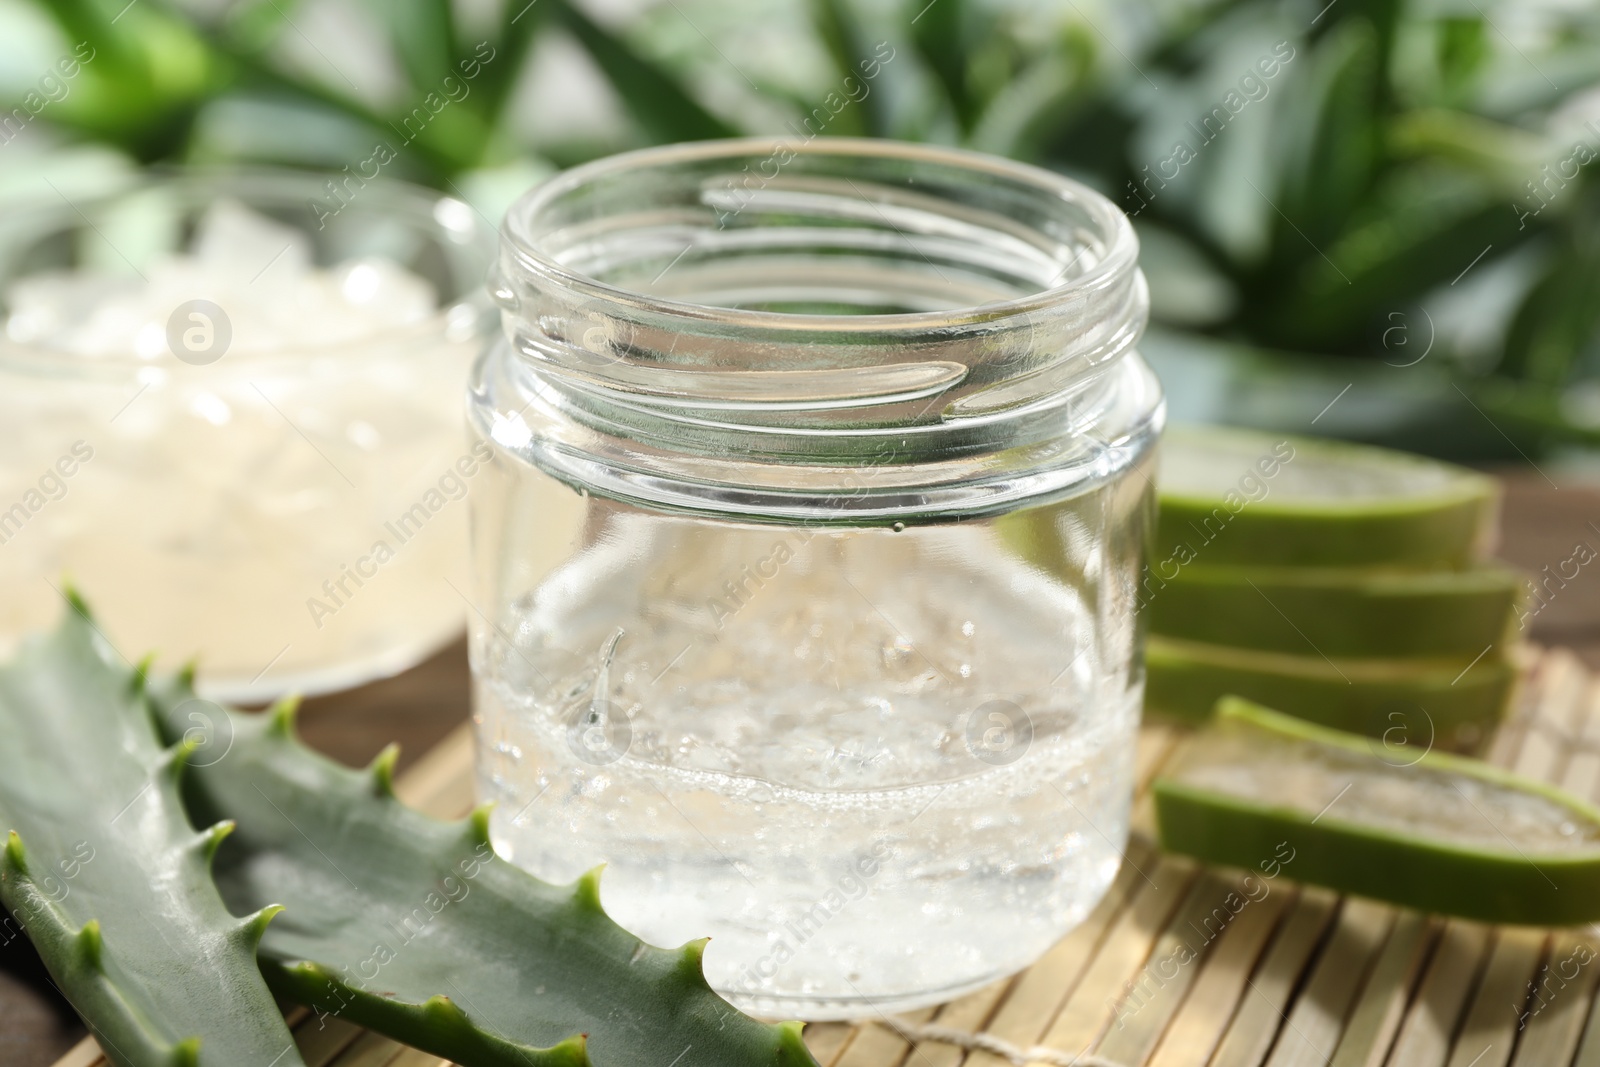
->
{"left": 1147, "top": 563, "right": 1522, "bottom": 659}
{"left": 1156, "top": 424, "right": 1498, "bottom": 567}
{"left": 1154, "top": 699, "right": 1600, "bottom": 924}
{"left": 1144, "top": 636, "right": 1515, "bottom": 749}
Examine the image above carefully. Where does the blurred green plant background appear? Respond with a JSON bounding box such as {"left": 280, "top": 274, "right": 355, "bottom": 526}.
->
{"left": 6, "top": 0, "right": 1600, "bottom": 460}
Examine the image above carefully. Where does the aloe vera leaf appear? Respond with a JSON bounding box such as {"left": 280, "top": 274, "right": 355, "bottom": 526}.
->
{"left": 140, "top": 675, "right": 817, "bottom": 1067}
{"left": 551, "top": 0, "right": 739, "bottom": 143}
{"left": 1500, "top": 230, "right": 1600, "bottom": 389}
{"left": 1274, "top": 19, "right": 1382, "bottom": 250}
{"left": 0, "top": 599, "right": 303, "bottom": 1067}
{"left": 1143, "top": 635, "right": 1515, "bottom": 750}
{"left": 909, "top": 0, "right": 982, "bottom": 130}
{"left": 1259, "top": 177, "right": 1536, "bottom": 352}
{"left": 1154, "top": 698, "right": 1600, "bottom": 924}
{"left": 477, "top": 0, "right": 551, "bottom": 128}
{"left": 1146, "top": 562, "right": 1522, "bottom": 659}
{"left": 806, "top": 0, "right": 876, "bottom": 136}
{"left": 372, "top": 0, "right": 459, "bottom": 96}
{"left": 969, "top": 42, "right": 1097, "bottom": 163}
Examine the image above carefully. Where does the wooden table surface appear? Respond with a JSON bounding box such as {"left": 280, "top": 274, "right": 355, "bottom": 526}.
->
{"left": 5, "top": 471, "right": 1600, "bottom": 1066}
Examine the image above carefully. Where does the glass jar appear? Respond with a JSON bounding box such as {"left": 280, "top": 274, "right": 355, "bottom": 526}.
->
{"left": 469, "top": 138, "right": 1161, "bottom": 1019}
{"left": 0, "top": 171, "right": 493, "bottom": 701}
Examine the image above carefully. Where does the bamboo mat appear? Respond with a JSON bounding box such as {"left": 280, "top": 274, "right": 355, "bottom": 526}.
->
{"left": 56, "top": 645, "right": 1600, "bottom": 1067}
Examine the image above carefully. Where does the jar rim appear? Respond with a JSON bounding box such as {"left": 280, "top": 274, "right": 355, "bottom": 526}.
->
{"left": 487, "top": 136, "right": 1157, "bottom": 496}
{"left": 502, "top": 137, "right": 1140, "bottom": 332}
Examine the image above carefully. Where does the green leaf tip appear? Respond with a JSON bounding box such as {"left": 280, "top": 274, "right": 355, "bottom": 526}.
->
{"left": 130, "top": 654, "right": 156, "bottom": 696}
{"left": 168, "top": 1036, "right": 201, "bottom": 1067}
{"left": 176, "top": 660, "right": 198, "bottom": 689}
{"left": 466, "top": 801, "right": 494, "bottom": 848}
{"left": 4, "top": 830, "right": 26, "bottom": 875}
{"left": 239, "top": 904, "right": 285, "bottom": 949}
{"left": 267, "top": 695, "right": 302, "bottom": 738}
{"left": 60, "top": 580, "right": 90, "bottom": 621}
{"left": 162, "top": 735, "right": 202, "bottom": 780}
{"left": 75, "top": 919, "right": 103, "bottom": 971}
{"left": 199, "top": 820, "right": 235, "bottom": 864}
{"left": 548, "top": 1033, "right": 590, "bottom": 1065}
{"left": 368, "top": 743, "right": 400, "bottom": 798}
{"left": 423, "top": 993, "right": 470, "bottom": 1028}
{"left": 776, "top": 1019, "right": 811, "bottom": 1061}
{"left": 574, "top": 865, "right": 605, "bottom": 913}
{"left": 677, "top": 937, "right": 710, "bottom": 982}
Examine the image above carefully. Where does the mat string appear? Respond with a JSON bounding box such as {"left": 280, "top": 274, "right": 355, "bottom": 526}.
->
{"left": 869, "top": 1015, "right": 1129, "bottom": 1067}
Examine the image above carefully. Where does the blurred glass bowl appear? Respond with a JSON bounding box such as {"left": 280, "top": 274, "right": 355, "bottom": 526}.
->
{"left": 0, "top": 170, "right": 495, "bottom": 702}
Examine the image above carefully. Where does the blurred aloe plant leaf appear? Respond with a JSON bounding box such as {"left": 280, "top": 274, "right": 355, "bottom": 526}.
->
{"left": 553, "top": 0, "right": 738, "bottom": 143}
{"left": 9, "top": 0, "right": 1600, "bottom": 457}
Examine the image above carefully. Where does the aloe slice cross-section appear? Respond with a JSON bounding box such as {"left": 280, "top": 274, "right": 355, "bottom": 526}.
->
{"left": 1143, "top": 635, "right": 1514, "bottom": 748}
{"left": 1154, "top": 698, "right": 1600, "bottom": 925}
{"left": 1156, "top": 424, "right": 1498, "bottom": 568}
{"left": 1146, "top": 563, "right": 1522, "bottom": 659}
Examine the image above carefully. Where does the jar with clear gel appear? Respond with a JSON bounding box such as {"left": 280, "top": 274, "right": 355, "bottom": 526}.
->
{"left": 0, "top": 172, "right": 492, "bottom": 701}
{"left": 468, "top": 139, "right": 1161, "bottom": 1018}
